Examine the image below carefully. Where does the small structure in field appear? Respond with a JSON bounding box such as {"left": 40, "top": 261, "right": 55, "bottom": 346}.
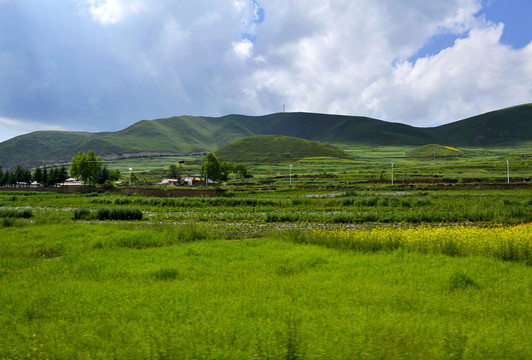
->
{"left": 156, "top": 178, "right": 181, "bottom": 186}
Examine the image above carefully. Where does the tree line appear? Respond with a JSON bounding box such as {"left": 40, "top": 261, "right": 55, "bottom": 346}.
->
{"left": 0, "top": 150, "right": 120, "bottom": 188}
{"left": 0, "top": 165, "right": 68, "bottom": 187}
{"left": 1, "top": 150, "right": 244, "bottom": 188}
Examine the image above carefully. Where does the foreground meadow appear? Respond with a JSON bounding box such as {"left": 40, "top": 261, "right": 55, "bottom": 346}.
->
{"left": 0, "top": 190, "right": 531, "bottom": 359}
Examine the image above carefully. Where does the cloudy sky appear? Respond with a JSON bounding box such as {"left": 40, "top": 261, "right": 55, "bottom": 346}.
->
{"left": 1, "top": 0, "right": 531, "bottom": 142}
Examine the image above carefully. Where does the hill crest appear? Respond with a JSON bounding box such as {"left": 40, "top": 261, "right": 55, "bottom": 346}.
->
{"left": 0, "top": 104, "right": 530, "bottom": 170}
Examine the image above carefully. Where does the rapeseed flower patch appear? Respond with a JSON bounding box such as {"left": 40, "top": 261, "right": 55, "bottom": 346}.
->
{"left": 288, "top": 224, "right": 531, "bottom": 264}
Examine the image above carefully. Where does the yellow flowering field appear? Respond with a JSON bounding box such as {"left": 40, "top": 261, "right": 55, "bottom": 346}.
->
{"left": 287, "top": 224, "right": 532, "bottom": 264}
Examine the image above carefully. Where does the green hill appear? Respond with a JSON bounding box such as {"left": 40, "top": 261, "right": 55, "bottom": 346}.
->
{"left": 434, "top": 104, "right": 532, "bottom": 146}
{"left": 0, "top": 104, "right": 530, "bottom": 170}
{"left": 215, "top": 135, "right": 353, "bottom": 164}
{"left": 405, "top": 144, "right": 462, "bottom": 159}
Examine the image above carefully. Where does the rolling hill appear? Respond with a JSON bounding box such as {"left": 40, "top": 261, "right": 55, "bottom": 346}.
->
{"left": 215, "top": 135, "right": 353, "bottom": 163}
{"left": 405, "top": 144, "right": 462, "bottom": 159}
{"left": 0, "top": 104, "right": 530, "bottom": 170}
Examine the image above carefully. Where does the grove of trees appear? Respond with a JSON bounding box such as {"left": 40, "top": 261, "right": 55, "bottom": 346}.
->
{"left": 201, "top": 153, "right": 249, "bottom": 183}
{"left": 0, "top": 165, "right": 68, "bottom": 187}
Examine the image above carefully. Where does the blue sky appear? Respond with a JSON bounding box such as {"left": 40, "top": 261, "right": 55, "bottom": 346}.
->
{"left": 1, "top": 0, "right": 531, "bottom": 142}
{"left": 411, "top": 0, "right": 532, "bottom": 60}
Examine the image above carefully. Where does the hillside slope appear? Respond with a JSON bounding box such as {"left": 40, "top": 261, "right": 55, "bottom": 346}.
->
{"left": 215, "top": 135, "right": 353, "bottom": 163}
{"left": 0, "top": 104, "right": 530, "bottom": 170}
{"left": 434, "top": 104, "right": 532, "bottom": 146}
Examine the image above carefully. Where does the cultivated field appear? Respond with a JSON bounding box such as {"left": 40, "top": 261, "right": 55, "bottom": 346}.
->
{"left": 1, "top": 145, "right": 531, "bottom": 359}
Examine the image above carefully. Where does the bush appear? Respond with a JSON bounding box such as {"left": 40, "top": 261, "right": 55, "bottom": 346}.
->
{"left": 153, "top": 268, "right": 181, "bottom": 281}
{"left": 96, "top": 207, "right": 143, "bottom": 221}
{"left": 0, "top": 209, "right": 33, "bottom": 218}
{"left": 103, "top": 180, "right": 116, "bottom": 190}
{"left": 73, "top": 208, "right": 92, "bottom": 220}
{"left": 1, "top": 218, "right": 15, "bottom": 227}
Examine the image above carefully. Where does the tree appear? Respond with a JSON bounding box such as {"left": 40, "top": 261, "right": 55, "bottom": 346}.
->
{"left": 58, "top": 166, "right": 69, "bottom": 184}
{"left": 46, "top": 167, "right": 67, "bottom": 186}
{"left": 7, "top": 172, "right": 16, "bottom": 186}
{"left": 70, "top": 150, "right": 103, "bottom": 184}
{"left": 219, "top": 161, "right": 232, "bottom": 181}
{"left": 96, "top": 166, "right": 111, "bottom": 184}
{"left": 0, "top": 169, "right": 8, "bottom": 187}
{"left": 109, "top": 169, "right": 121, "bottom": 181}
{"left": 233, "top": 163, "right": 248, "bottom": 179}
{"left": 167, "top": 164, "right": 178, "bottom": 178}
{"left": 42, "top": 167, "right": 48, "bottom": 187}
{"left": 201, "top": 153, "right": 223, "bottom": 183}
{"left": 34, "top": 167, "right": 43, "bottom": 184}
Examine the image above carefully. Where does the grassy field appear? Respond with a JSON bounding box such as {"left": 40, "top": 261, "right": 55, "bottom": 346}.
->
{"left": 101, "top": 145, "right": 531, "bottom": 186}
{"left": 0, "top": 186, "right": 531, "bottom": 358}
{"left": 1, "top": 222, "right": 531, "bottom": 359}
{"left": 1, "top": 143, "right": 530, "bottom": 358}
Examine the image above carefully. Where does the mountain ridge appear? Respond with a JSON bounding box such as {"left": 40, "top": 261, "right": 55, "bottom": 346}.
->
{"left": 0, "top": 104, "right": 530, "bottom": 170}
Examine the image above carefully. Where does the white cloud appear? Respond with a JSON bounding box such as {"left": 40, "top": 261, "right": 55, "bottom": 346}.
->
{"left": 84, "top": 0, "right": 143, "bottom": 25}
{"left": 1, "top": 0, "right": 531, "bottom": 143}
{"left": 359, "top": 22, "right": 532, "bottom": 125}
{"left": 0, "top": 117, "right": 67, "bottom": 143}
{"left": 233, "top": 39, "right": 254, "bottom": 60}
{"left": 236, "top": 0, "right": 532, "bottom": 124}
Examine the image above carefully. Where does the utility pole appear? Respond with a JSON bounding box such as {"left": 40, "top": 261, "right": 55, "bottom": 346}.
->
{"left": 289, "top": 164, "right": 293, "bottom": 186}
{"left": 390, "top": 162, "right": 395, "bottom": 186}
{"left": 506, "top": 159, "right": 510, "bottom": 183}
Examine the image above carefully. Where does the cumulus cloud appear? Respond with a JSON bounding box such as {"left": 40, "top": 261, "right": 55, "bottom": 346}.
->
{"left": 237, "top": 0, "right": 532, "bottom": 124}
{"left": 233, "top": 39, "right": 254, "bottom": 60}
{"left": 84, "top": 0, "right": 144, "bottom": 25}
{"left": 0, "top": 116, "right": 67, "bottom": 142}
{"left": 0, "top": 0, "right": 531, "bottom": 142}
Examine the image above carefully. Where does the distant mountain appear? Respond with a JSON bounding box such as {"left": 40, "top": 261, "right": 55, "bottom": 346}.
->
{"left": 433, "top": 104, "right": 532, "bottom": 146}
{"left": 215, "top": 135, "right": 353, "bottom": 163}
{"left": 0, "top": 104, "right": 530, "bottom": 170}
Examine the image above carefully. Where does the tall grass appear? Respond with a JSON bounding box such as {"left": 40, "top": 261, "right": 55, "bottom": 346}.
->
{"left": 72, "top": 207, "right": 143, "bottom": 221}
{"left": 0, "top": 209, "right": 33, "bottom": 218}
{"left": 96, "top": 207, "right": 143, "bottom": 221}
{"left": 0, "top": 229, "right": 530, "bottom": 359}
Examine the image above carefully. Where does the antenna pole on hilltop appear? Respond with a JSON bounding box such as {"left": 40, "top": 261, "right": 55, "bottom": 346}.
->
{"left": 283, "top": 104, "right": 285, "bottom": 113}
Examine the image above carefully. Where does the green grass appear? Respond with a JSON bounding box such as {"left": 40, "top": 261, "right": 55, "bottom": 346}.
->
{"left": 215, "top": 135, "right": 352, "bottom": 163}
{"left": 2, "top": 189, "right": 531, "bottom": 226}
{"left": 406, "top": 144, "right": 462, "bottom": 159}
{"left": 100, "top": 143, "right": 530, "bottom": 185}
{"left": 0, "top": 186, "right": 531, "bottom": 358}
{"left": 0, "top": 222, "right": 531, "bottom": 359}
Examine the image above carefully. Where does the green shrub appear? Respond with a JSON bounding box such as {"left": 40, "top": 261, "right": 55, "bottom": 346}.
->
{"left": 73, "top": 208, "right": 92, "bottom": 220}
{"left": 265, "top": 212, "right": 300, "bottom": 222}
{"left": 332, "top": 213, "right": 354, "bottom": 223}
{"left": 1, "top": 218, "right": 15, "bottom": 227}
{"left": 448, "top": 271, "right": 479, "bottom": 292}
{"left": 153, "top": 268, "right": 181, "bottom": 281}
{"left": 0, "top": 209, "right": 33, "bottom": 218}
{"left": 96, "top": 207, "right": 143, "bottom": 221}
{"left": 33, "top": 244, "right": 63, "bottom": 259}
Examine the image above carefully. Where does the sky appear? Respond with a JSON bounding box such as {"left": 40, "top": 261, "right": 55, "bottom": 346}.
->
{"left": 1, "top": 0, "right": 532, "bottom": 142}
